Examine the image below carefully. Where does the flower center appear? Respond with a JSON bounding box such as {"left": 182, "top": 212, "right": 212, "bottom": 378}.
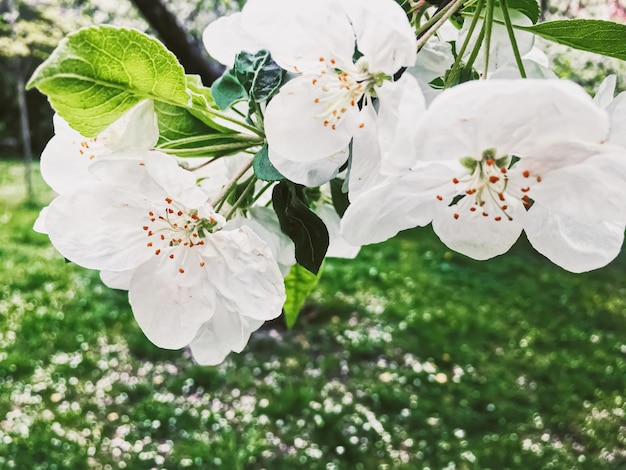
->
{"left": 142, "top": 197, "right": 223, "bottom": 272}
{"left": 438, "top": 149, "right": 543, "bottom": 221}
{"left": 310, "top": 56, "right": 389, "bottom": 131}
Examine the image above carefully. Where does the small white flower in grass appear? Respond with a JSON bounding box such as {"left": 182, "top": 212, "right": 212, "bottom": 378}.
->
{"left": 44, "top": 152, "right": 285, "bottom": 353}
{"left": 342, "top": 79, "right": 626, "bottom": 272}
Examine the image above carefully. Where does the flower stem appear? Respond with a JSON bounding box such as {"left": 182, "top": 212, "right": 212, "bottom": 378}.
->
{"left": 415, "top": 0, "right": 466, "bottom": 50}
{"left": 225, "top": 176, "right": 258, "bottom": 220}
{"left": 482, "top": 0, "right": 495, "bottom": 78}
{"left": 445, "top": 0, "right": 484, "bottom": 88}
{"left": 499, "top": 0, "right": 527, "bottom": 78}
{"left": 210, "top": 158, "right": 254, "bottom": 208}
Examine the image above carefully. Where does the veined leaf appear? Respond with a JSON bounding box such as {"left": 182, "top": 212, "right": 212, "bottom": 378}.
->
{"left": 27, "top": 25, "right": 189, "bottom": 137}
{"left": 272, "top": 181, "right": 329, "bottom": 274}
{"left": 518, "top": 19, "right": 626, "bottom": 61}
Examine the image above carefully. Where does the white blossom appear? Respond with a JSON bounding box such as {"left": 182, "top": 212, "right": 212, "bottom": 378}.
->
{"left": 342, "top": 79, "right": 626, "bottom": 272}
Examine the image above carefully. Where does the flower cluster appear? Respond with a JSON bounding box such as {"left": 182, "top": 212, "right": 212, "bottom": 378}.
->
{"left": 31, "top": 0, "right": 626, "bottom": 363}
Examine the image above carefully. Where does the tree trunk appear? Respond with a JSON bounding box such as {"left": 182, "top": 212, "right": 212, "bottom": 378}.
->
{"left": 128, "top": 0, "right": 224, "bottom": 85}
{"left": 15, "top": 61, "right": 34, "bottom": 203}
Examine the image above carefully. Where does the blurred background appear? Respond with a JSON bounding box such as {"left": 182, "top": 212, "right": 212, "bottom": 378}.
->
{"left": 1, "top": 0, "right": 626, "bottom": 468}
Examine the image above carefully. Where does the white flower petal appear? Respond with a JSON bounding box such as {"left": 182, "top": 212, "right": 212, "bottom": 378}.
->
{"left": 225, "top": 207, "right": 296, "bottom": 276}
{"left": 409, "top": 37, "right": 454, "bottom": 83}
{"left": 46, "top": 184, "right": 153, "bottom": 271}
{"left": 341, "top": 163, "right": 454, "bottom": 245}
{"left": 415, "top": 79, "right": 609, "bottom": 162}
{"left": 607, "top": 92, "right": 626, "bottom": 147}
{"left": 340, "top": 0, "right": 417, "bottom": 74}
{"left": 265, "top": 76, "right": 358, "bottom": 161}
{"left": 594, "top": 75, "right": 617, "bottom": 108}
{"left": 129, "top": 252, "right": 216, "bottom": 349}
{"left": 376, "top": 74, "right": 426, "bottom": 175}
{"left": 315, "top": 204, "right": 360, "bottom": 259}
{"left": 347, "top": 106, "right": 383, "bottom": 198}
{"left": 201, "top": 226, "right": 286, "bottom": 321}
{"left": 240, "top": 0, "right": 354, "bottom": 72}
{"left": 530, "top": 151, "right": 626, "bottom": 223}
{"left": 432, "top": 197, "right": 526, "bottom": 260}
{"left": 100, "top": 270, "right": 134, "bottom": 291}
{"left": 525, "top": 204, "right": 625, "bottom": 273}
{"left": 269, "top": 148, "right": 347, "bottom": 187}
{"left": 190, "top": 308, "right": 264, "bottom": 365}
{"left": 202, "top": 13, "right": 260, "bottom": 66}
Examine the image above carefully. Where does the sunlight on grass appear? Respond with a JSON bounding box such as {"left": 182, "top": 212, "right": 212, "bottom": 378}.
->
{"left": 0, "top": 161, "right": 625, "bottom": 469}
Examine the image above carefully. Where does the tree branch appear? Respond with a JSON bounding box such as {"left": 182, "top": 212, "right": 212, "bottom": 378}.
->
{"left": 128, "top": 0, "right": 224, "bottom": 85}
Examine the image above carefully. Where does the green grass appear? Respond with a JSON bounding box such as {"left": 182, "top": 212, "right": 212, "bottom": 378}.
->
{"left": 0, "top": 161, "right": 625, "bottom": 469}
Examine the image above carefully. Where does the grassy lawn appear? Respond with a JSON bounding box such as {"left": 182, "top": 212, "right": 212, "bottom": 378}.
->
{"left": 0, "top": 160, "right": 625, "bottom": 469}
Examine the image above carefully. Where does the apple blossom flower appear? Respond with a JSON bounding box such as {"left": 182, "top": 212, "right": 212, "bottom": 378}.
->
{"left": 203, "top": 0, "right": 425, "bottom": 187}
{"left": 43, "top": 151, "right": 285, "bottom": 354}
{"left": 40, "top": 100, "right": 158, "bottom": 194}
{"left": 342, "top": 79, "right": 626, "bottom": 272}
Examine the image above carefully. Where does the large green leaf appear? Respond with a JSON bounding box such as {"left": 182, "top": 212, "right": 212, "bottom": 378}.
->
{"left": 27, "top": 25, "right": 189, "bottom": 136}
{"left": 272, "top": 181, "right": 329, "bottom": 275}
{"left": 283, "top": 263, "right": 323, "bottom": 329}
{"left": 518, "top": 19, "right": 626, "bottom": 61}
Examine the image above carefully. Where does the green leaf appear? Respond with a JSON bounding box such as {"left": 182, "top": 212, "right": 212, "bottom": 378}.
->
{"left": 185, "top": 75, "right": 234, "bottom": 133}
{"left": 518, "top": 19, "right": 626, "bottom": 61}
{"left": 283, "top": 263, "right": 323, "bottom": 328}
{"left": 211, "top": 70, "right": 247, "bottom": 110}
{"left": 503, "top": 0, "right": 539, "bottom": 24}
{"left": 154, "top": 101, "right": 217, "bottom": 145}
{"left": 27, "top": 25, "right": 189, "bottom": 136}
{"left": 253, "top": 144, "right": 284, "bottom": 182}
{"left": 234, "top": 49, "right": 286, "bottom": 103}
{"left": 330, "top": 178, "right": 349, "bottom": 217}
{"left": 272, "top": 181, "right": 329, "bottom": 274}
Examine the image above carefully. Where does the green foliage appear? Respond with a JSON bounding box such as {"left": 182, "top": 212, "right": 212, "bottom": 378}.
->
{"left": 0, "top": 162, "right": 625, "bottom": 468}
{"left": 253, "top": 144, "right": 284, "bottom": 182}
{"left": 211, "top": 70, "right": 247, "bottom": 110}
{"left": 272, "top": 181, "right": 329, "bottom": 274}
{"left": 27, "top": 25, "right": 189, "bottom": 137}
{"left": 520, "top": 19, "right": 626, "bottom": 62}
{"left": 504, "top": 0, "right": 540, "bottom": 24}
{"left": 233, "top": 49, "right": 286, "bottom": 103}
{"left": 283, "top": 263, "right": 322, "bottom": 328}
